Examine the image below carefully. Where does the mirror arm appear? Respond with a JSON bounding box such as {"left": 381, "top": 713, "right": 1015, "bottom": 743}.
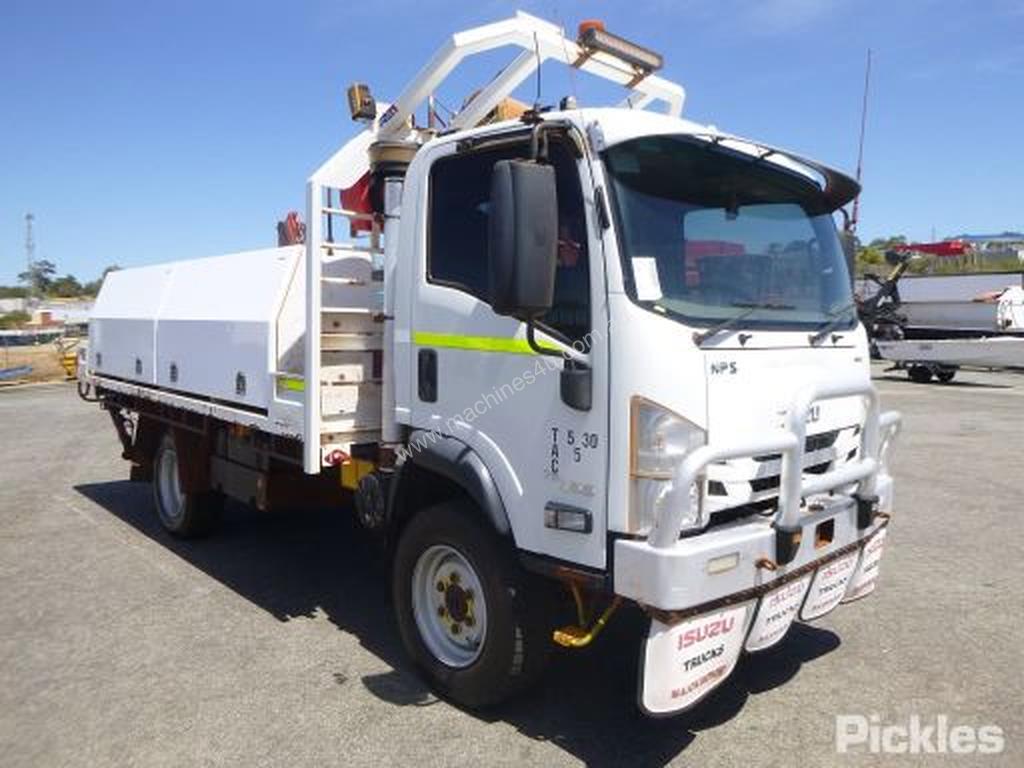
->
{"left": 526, "top": 321, "right": 592, "bottom": 412}
{"left": 526, "top": 320, "right": 565, "bottom": 359}
{"left": 530, "top": 124, "right": 549, "bottom": 162}
{"left": 529, "top": 119, "right": 574, "bottom": 162}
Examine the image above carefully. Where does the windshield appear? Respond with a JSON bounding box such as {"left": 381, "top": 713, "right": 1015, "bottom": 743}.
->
{"left": 603, "top": 135, "right": 855, "bottom": 330}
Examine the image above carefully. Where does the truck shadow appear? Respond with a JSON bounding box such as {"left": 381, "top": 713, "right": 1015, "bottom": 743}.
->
{"left": 75, "top": 480, "right": 840, "bottom": 767}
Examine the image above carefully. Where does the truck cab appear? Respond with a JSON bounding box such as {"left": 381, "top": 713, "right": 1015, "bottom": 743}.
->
{"left": 383, "top": 106, "right": 898, "bottom": 713}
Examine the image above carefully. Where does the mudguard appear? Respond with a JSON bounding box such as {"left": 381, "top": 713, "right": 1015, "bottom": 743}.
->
{"left": 390, "top": 431, "right": 511, "bottom": 538}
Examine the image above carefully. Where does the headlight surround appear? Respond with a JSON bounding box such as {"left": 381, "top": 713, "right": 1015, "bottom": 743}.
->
{"left": 629, "top": 397, "right": 707, "bottom": 535}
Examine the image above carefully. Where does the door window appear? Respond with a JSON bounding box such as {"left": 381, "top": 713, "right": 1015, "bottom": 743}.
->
{"left": 428, "top": 140, "right": 591, "bottom": 344}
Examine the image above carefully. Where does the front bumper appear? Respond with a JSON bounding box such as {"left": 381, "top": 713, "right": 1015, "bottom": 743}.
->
{"left": 615, "top": 378, "right": 899, "bottom": 612}
{"left": 615, "top": 473, "right": 894, "bottom": 611}
{"left": 612, "top": 379, "right": 901, "bottom": 716}
{"left": 628, "top": 477, "right": 894, "bottom": 716}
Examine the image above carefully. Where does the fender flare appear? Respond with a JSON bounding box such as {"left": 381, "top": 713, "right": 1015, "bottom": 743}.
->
{"left": 389, "top": 431, "right": 512, "bottom": 539}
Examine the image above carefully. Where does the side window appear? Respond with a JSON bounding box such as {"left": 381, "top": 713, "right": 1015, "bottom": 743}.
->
{"left": 427, "top": 140, "right": 591, "bottom": 344}
{"left": 428, "top": 146, "right": 509, "bottom": 298}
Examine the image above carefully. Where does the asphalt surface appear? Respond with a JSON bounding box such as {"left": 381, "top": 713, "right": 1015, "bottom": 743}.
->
{"left": 1, "top": 366, "right": 1021, "bottom": 767}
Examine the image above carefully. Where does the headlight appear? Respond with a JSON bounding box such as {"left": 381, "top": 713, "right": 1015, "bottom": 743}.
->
{"left": 629, "top": 397, "right": 706, "bottom": 535}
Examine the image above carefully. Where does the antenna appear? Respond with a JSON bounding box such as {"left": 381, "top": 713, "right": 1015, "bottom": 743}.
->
{"left": 850, "top": 49, "right": 872, "bottom": 234}
{"left": 24, "top": 213, "right": 36, "bottom": 297}
{"left": 553, "top": 4, "right": 580, "bottom": 110}
{"left": 532, "top": 32, "right": 543, "bottom": 108}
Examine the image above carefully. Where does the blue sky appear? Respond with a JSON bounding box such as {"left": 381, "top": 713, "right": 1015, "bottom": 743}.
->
{"left": 1, "top": 0, "right": 1022, "bottom": 284}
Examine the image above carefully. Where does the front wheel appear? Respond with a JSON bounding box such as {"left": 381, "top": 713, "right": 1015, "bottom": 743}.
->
{"left": 392, "top": 502, "right": 550, "bottom": 709}
{"left": 152, "top": 432, "right": 222, "bottom": 537}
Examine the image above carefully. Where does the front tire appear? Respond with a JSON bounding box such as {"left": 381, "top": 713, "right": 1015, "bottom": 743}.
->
{"left": 152, "top": 432, "right": 221, "bottom": 537}
{"left": 392, "top": 502, "right": 550, "bottom": 709}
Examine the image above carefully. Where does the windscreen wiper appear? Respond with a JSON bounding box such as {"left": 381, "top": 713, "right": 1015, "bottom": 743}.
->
{"left": 692, "top": 301, "right": 795, "bottom": 346}
{"left": 808, "top": 301, "right": 857, "bottom": 345}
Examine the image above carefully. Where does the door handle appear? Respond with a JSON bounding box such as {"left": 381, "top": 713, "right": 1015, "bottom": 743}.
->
{"left": 418, "top": 349, "right": 437, "bottom": 402}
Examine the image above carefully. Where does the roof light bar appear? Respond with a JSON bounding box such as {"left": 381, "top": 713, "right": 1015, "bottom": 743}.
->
{"left": 576, "top": 22, "right": 664, "bottom": 74}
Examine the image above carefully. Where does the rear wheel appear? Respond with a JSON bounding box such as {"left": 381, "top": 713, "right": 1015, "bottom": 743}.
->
{"left": 908, "top": 364, "right": 934, "bottom": 384}
{"left": 392, "top": 502, "right": 550, "bottom": 709}
{"left": 935, "top": 366, "right": 957, "bottom": 383}
{"left": 152, "top": 432, "right": 221, "bottom": 537}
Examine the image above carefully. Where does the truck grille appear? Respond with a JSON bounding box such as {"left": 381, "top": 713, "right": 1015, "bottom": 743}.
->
{"left": 752, "top": 429, "right": 839, "bottom": 463}
{"left": 704, "top": 424, "right": 861, "bottom": 515}
{"left": 748, "top": 461, "right": 830, "bottom": 493}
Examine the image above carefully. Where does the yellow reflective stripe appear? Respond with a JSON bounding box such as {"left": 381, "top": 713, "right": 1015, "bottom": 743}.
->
{"left": 412, "top": 331, "right": 558, "bottom": 355}
{"left": 278, "top": 377, "right": 305, "bottom": 392}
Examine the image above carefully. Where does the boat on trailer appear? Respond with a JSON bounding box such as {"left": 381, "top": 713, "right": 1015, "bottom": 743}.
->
{"left": 876, "top": 336, "right": 1024, "bottom": 382}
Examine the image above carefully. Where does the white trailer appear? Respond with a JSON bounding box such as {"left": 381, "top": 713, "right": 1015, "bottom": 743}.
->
{"left": 83, "top": 12, "right": 901, "bottom": 716}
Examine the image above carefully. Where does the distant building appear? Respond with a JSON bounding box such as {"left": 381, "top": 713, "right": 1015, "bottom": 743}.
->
{"left": 35, "top": 299, "right": 93, "bottom": 325}
{"left": 952, "top": 232, "right": 1024, "bottom": 262}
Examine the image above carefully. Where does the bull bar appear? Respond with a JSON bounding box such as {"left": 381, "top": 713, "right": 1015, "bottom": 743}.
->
{"left": 647, "top": 380, "right": 902, "bottom": 562}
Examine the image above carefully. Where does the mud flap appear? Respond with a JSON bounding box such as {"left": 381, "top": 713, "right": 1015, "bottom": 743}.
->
{"left": 745, "top": 575, "right": 812, "bottom": 652}
{"left": 800, "top": 550, "right": 859, "bottom": 620}
{"left": 638, "top": 602, "right": 753, "bottom": 716}
{"left": 636, "top": 529, "right": 891, "bottom": 716}
{"left": 842, "top": 527, "right": 888, "bottom": 603}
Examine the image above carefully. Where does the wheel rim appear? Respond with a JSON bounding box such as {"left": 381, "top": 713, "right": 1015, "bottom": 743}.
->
{"left": 411, "top": 544, "right": 488, "bottom": 668}
{"left": 156, "top": 443, "right": 185, "bottom": 525}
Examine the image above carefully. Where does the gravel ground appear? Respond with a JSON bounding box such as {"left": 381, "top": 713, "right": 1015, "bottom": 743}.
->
{"left": 0, "top": 365, "right": 1020, "bottom": 767}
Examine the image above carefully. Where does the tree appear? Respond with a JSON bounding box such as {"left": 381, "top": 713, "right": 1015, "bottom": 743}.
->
{"left": 0, "top": 310, "right": 31, "bottom": 329}
{"left": 868, "top": 235, "right": 907, "bottom": 250}
{"left": 856, "top": 246, "right": 885, "bottom": 267}
{"left": 854, "top": 235, "right": 912, "bottom": 276}
{"left": 18, "top": 259, "right": 56, "bottom": 294}
{"left": 82, "top": 264, "right": 121, "bottom": 296}
{"left": 50, "top": 274, "right": 83, "bottom": 297}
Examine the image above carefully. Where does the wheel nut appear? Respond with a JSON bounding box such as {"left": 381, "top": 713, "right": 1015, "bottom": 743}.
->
{"left": 437, "top": 606, "right": 446, "bottom": 617}
{"left": 464, "top": 616, "right": 475, "bottom": 627}
{"left": 464, "top": 589, "right": 474, "bottom": 600}
{"left": 450, "top": 572, "right": 460, "bottom": 584}
{"left": 436, "top": 580, "right": 445, "bottom": 592}
{"left": 451, "top": 623, "right": 461, "bottom": 635}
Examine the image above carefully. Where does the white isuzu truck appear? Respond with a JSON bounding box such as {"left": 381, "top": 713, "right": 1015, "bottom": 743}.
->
{"left": 83, "top": 13, "right": 901, "bottom": 716}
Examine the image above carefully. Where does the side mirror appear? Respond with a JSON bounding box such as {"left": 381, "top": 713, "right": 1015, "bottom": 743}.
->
{"left": 488, "top": 160, "right": 558, "bottom": 318}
